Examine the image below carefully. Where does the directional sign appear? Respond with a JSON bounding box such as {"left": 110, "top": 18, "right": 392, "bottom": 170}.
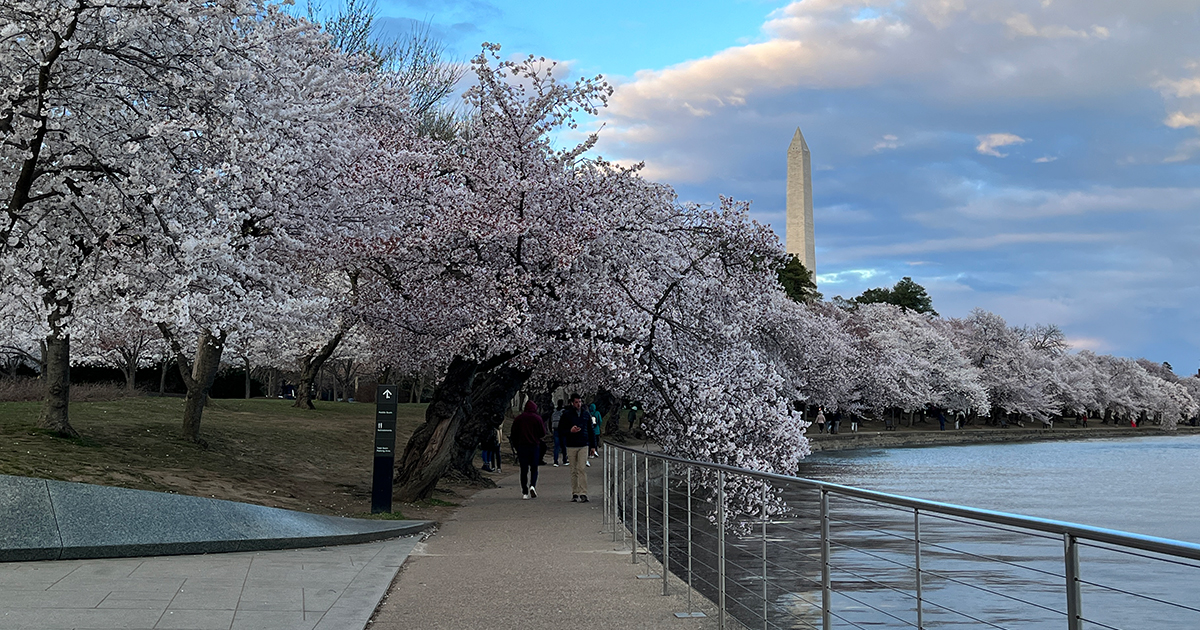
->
{"left": 372, "top": 385, "right": 398, "bottom": 513}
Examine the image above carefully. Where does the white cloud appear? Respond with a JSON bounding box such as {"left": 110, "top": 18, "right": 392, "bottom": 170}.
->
{"left": 975, "top": 133, "right": 1028, "bottom": 157}
{"left": 816, "top": 268, "right": 880, "bottom": 284}
{"left": 1165, "top": 111, "right": 1200, "bottom": 129}
{"left": 1003, "top": 13, "right": 1091, "bottom": 39}
{"left": 1034, "top": 156, "right": 1057, "bottom": 163}
{"left": 1157, "top": 76, "right": 1200, "bottom": 99}
{"left": 873, "top": 134, "right": 900, "bottom": 151}
{"left": 1065, "top": 337, "right": 1111, "bottom": 352}
{"left": 835, "top": 231, "right": 1114, "bottom": 258}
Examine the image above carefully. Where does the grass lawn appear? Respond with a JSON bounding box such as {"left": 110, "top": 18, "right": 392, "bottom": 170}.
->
{"left": 0, "top": 397, "right": 442, "bottom": 518}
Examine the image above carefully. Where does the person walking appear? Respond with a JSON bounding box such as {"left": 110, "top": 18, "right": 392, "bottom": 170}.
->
{"left": 510, "top": 401, "right": 546, "bottom": 500}
{"left": 551, "top": 400, "right": 567, "bottom": 466}
{"left": 815, "top": 408, "right": 826, "bottom": 434}
{"left": 587, "top": 403, "right": 603, "bottom": 463}
{"left": 558, "top": 394, "right": 596, "bottom": 502}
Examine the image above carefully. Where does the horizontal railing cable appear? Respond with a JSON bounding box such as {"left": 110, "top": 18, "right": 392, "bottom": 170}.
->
{"left": 914, "top": 566, "right": 1067, "bottom": 617}
{"left": 916, "top": 539, "right": 1065, "bottom": 579}
{"left": 919, "top": 596, "right": 1016, "bottom": 630}
{"left": 1075, "top": 615, "right": 1123, "bottom": 630}
{"left": 825, "top": 514, "right": 919, "bottom": 543}
{"left": 823, "top": 560, "right": 923, "bottom": 602}
{"left": 1077, "top": 540, "right": 1200, "bottom": 571}
{"left": 922, "top": 511, "right": 1064, "bottom": 543}
{"left": 1074, "top": 578, "right": 1200, "bottom": 615}
{"left": 826, "top": 538, "right": 922, "bottom": 572}
{"left": 827, "top": 588, "right": 920, "bottom": 628}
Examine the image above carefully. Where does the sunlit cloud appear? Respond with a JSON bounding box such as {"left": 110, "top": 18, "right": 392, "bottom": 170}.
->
{"left": 817, "top": 269, "right": 880, "bottom": 285}
{"left": 1165, "top": 111, "right": 1200, "bottom": 129}
{"left": 975, "top": 133, "right": 1028, "bottom": 158}
{"left": 1065, "top": 337, "right": 1111, "bottom": 352}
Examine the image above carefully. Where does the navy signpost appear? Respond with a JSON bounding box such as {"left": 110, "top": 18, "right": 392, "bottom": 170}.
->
{"left": 372, "top": 384, "right": 398, "bottom": 513}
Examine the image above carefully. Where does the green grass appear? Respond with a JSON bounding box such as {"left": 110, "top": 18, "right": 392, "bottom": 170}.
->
{"left": 0, "top": 397, "right": 429, "bottom": 517}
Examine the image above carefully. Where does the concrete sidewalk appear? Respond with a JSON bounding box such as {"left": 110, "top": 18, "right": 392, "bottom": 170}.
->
{"left": 0, "top": 535, "right": 421, "bottom": 630}
{"left": 370, "top": 456, "right": 721, "bottom": 630}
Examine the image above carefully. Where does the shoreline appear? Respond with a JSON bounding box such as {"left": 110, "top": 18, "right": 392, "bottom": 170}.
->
{"left": 805, "top": 424, "right": 1200, "bottom": 452}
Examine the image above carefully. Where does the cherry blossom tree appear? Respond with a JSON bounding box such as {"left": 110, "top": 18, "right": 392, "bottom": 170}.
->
{"left": 72, "top": 309, "right": 162, "bottom": 393}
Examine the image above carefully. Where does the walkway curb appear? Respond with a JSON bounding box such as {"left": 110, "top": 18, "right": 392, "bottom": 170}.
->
{"left": 0, "top": 474, "right": 430, "bottom": 562}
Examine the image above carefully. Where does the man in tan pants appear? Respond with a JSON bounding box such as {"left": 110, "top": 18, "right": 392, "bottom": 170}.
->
{"left": 556, "top": 394, "right": 595, "bottom": 502}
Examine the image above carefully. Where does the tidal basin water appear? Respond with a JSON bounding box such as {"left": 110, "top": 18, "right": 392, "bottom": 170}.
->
{"left": 798, "top": 434, "right": 1200, "bottom": 543}
{"left": 686, "top": 435, "right": 1200, "bottom": 629}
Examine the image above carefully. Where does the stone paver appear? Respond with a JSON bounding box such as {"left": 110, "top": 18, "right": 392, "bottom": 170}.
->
{"left": 371, "top": 457, "right": 722, "bottom": 630}
{"left": 0, "top": 535, "right": 420, "bottom": 630}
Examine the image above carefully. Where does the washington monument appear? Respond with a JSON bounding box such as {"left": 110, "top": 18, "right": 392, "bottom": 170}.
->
{"left": 786, "top": 127, "right": 815, "bottom": 274}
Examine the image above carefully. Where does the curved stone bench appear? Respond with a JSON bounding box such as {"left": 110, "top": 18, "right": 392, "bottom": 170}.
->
{"left": 0, "top": 474, "right": 429, "bottom": 562}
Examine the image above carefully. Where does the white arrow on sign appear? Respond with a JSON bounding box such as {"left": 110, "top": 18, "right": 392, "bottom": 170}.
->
{"left": 382, "top": 389, "right": 393, "bottom": 399}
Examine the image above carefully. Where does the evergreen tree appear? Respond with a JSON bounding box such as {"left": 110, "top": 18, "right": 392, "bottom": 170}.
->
{"left": 849, "top": 277, "right": 937, "bottom": 315}
{"left": 777, "top": 255, "right": 822, "bottom": 303}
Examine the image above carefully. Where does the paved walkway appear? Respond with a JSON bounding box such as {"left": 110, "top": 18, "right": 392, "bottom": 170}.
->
{"left": 1, "top": 456, "right": 725, "bottom": 629}
{"left": 371, "top": 457, "right": 721, "bottom": 630}
{"left": 0, "top": 535, "right": 420, "bottom": 630}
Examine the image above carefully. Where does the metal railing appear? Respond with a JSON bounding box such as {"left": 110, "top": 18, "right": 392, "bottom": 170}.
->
{"left": 601, "top": 444, "right": 1200, "bottom": 630}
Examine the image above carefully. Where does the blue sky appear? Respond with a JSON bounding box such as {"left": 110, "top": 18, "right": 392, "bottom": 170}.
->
{"left": 377, "top": 0, "right": 1200, "bottom": 375}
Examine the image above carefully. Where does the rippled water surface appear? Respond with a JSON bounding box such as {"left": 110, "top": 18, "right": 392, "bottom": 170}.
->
{"left": 799, "top": 434, "right": 1200, "bottom": 543}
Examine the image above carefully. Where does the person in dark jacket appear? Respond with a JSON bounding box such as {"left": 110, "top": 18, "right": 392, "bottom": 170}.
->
{"left": 557, "top": 394, "right": 596, "bottom": 502}
{"left": 510, "top": 401, "right": 546, "bottom": 499}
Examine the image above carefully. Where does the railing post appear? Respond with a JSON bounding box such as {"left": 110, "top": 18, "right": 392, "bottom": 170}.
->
{"left": 914, "top": 508, "right": 923, "bottom": 630}
{"left": 762, "top": 482, "right": 769, "bottom": 630}
{"left": 638, "top": 455, "right": 660, "bottom": 579}
{"left": 663, "top": 461, "right": 670, "bottom": 595}
{"left": 602, "top": 443, "right": 609, "bottom": 530}
{"left": 632, "top": 451, "right": 639, "bottom": 564}
{"left": 645, "top": 454, "right": 652, "bottom": 561}
{"left": 1064, "top": 533, "right": 1083, "bottom": 630}
{"left": 612, "top": 448, "right": 620, "bottom": 542}
{"left": 718, "top": 469, "right": 727, "bottom": 630}
{"left": 674, "top": 466, "right": 705, "bottom": 618}
{"left": 821, "top": 488, "right": 831, "bottom": 630}
{"left": 620, "top": 449, "right": 627, "bottom": 545}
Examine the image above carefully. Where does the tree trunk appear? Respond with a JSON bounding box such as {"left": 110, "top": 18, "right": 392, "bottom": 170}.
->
{"left": 393, "top": 357, "right": 478, "bottom": 502}
{"left": 39, "top": 333, "right": 78, "bottom": 438}
{"left": 243, "top": 357, "right": 252, "bottom": 399}
{"left": 393, "top": 354, "right": 525, "bottom": 502}
{"left": 159, "top": 359, "right": 168, "bottom": 395}
{"left": 120, "top": 350, "right": 138, "bottom": 394}
{"left": 293, "top": 327, "right": 347, "bottom": 410}
{"left": 446, "top": 365, "right": 530, "bottom": 480}
{"left": 180, "top": 330, "right": 227, "bottom": 444}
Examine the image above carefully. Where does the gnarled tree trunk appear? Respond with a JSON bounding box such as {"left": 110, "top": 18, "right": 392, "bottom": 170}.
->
{"left": 393, "top": 354, "right": 528, "bottom": 502}
{"left": 446, "top": 365, "right": 530, "bottom": 481}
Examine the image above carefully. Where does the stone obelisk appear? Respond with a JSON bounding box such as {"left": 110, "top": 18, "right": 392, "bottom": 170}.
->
{"left": 786, "top": 127, "right": 815, "bottom": 275}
